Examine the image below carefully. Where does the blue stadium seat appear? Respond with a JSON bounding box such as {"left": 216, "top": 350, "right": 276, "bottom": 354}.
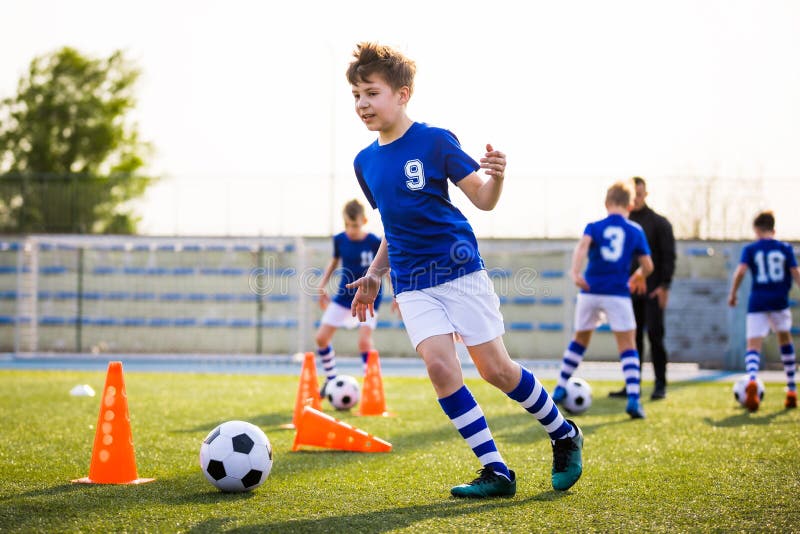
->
{"left": 0, "top": 266, "right": 18, "bottom": 274}
{"left": 511, "top": 296, "right": 537, "bottom": 305}
{"left": 539, "top": 322, "right": 564, "bottom": 331}
{"left": 540, "top": 297, "right": 564, "bottom": 305}
{"left": 40, "top": 266, "right": 68, "bottom": 275}
{"left": 0, "top": 290, "right": 16, "bottom": 299}
{"left": 173, "top": 318, "right": 197, "bottom": 327}
{"left": 0, "top": 316, "right": 15, "bottom": 325}
{"left": 596, "top": 324, "right": 611, "bottom": 332}
{"left": 540, "top": 270, "right": 565, "bottom": 278}
{"left": 122, "top": 318, "right": 147, "bottom": 327}
{"left": 508, "top": 322, "right": 535, "bottom": 331}
{"left": 147, "top": 318, "right": 172, "bottom": 327}
{"left": 160, "top": 293, "right": 182, "bottom": 301}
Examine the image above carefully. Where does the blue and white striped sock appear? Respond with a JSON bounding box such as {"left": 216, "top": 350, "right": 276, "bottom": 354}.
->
{"left": 745, "top": 350, "right": 760, "bottom": 382}
{"left": 318, "top": 345, "right": 336, "bottom": 380}
{"left": 620, "top": 349, "right": 641, "bottom": 401}
{"left": 507, "top": 366, "right": 576, "bottom": 441}
{"left": 438, "top": 385, "right": 511, "bottom": 480}
{"left": 557, "top": 341, "right": 586, "bottom": 388}
{"left": 780, "top": 344, "right": 796, "bottom": 391}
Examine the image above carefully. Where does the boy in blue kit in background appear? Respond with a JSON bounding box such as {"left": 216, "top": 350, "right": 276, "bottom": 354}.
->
{"left": 344, "top": 42, "right": 583, "bottom": 499}
{"left": 728, "top": 211, "right": 800, "bottom": 411}
{"left": 552, "top": 182, "right": 654, "bottom": 419}
{"left": 316, "top": 199, "right": 383, "bottom": 394}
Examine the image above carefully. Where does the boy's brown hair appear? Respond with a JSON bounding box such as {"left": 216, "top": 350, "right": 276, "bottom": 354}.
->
{"left": 606, "top": 181, "right": 633, "bottom": 208}
{"left": 343, "top": 199, "right": 366, "bottom": 221}
{"left": 346, "top": 42, "right": 416, "bottom": 94}
{"left": 753, "top": 210, "right": 775, "bottom": 232}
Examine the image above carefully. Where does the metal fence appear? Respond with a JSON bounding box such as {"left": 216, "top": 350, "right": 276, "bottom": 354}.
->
{"left": 2, "top": 235, "right": 798, "bottom": 368}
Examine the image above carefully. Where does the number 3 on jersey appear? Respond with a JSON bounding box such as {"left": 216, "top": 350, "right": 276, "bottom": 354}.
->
{"left": 404, "top": 159, "right": 425, "bottom": 191}
{"left": 601, "top": 226, "right": 625, "bottom": 262}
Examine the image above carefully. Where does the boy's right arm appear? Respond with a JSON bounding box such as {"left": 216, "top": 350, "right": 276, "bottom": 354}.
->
{"left": 727, "top": 264, "right": 748, "bottom": 307}
{"left": 346, "top": 237, "right": 390, "bottom": 321}
{"left": 317, "top": 257, "right": 339, "bottom": 310}
{"left": 570, "top": 235, "right": 592, "bottom": 291}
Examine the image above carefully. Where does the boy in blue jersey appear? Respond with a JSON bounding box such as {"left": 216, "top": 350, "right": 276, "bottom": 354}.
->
{"left": 344, "top": 42, "right": 583, "bottom": 498}
{"left": 316, "top": 199, "right": 383, "bottom": 394}
{"left": 728, "top": 211, "right": 800, "bottom": 411}
{"left": 552, "top": 182, "right": 654, "bottom": 419}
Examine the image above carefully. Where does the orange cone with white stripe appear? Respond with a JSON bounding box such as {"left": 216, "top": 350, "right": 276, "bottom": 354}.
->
{"left": 73, "top": 361, "right": 154, "bottom": 484}
{"left": 292, "top": 405, "right": 391, "bottom": 452}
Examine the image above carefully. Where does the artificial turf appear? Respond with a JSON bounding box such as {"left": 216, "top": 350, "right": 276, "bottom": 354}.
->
{"left": 0, "top": 369, "right": 798, "bottom": 532}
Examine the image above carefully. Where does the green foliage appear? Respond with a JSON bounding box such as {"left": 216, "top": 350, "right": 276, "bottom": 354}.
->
{"left": 0, "top": 47, "right": 153, "bottom": 234}
{"left": 0, "top": 371, "right": 798, "bottom": 532}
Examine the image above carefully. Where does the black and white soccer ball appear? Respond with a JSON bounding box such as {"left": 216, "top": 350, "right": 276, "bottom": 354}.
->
{"left": 199, "top": 420, "right": 273, "bottom": 492}
{"left": 732, "top": 375, "right": 765, "bottom": 407}
{"left": 326, "top": 375, "right": 360, "bottom": 410}
{"left": 562, "top": 377, "right": 593, "bottom": 415}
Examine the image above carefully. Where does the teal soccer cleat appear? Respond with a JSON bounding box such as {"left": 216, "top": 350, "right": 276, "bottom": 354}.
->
{"left": 551, "top": 420, "right": 583, "bottom": 491}
{"left": 450, "top": 468, "right": 516, "bottom": 498}
{"left": 552, "top": 385, "right": 567, "bottom": 404}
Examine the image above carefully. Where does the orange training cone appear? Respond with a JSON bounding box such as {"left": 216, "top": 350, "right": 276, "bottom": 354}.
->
{"left": 281, "top": 352, "right": 322, "bottom": 429}
{"left": 292, "top": 406, "right": 391, "bottom": 452}
{"left": 359, "top": 350, "right": 389, "bottom": 416}
{"left": 73, "top": 361, "right": 154, "bottom": 484}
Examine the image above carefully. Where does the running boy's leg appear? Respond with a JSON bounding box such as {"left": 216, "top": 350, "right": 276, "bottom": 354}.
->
{"left": 418, "top": 334, "right": 516, "bottom": 498}
{"left": 357, "top": 324, "right": 374, "bottom": 375}
{"left": 744, "top": 336, "right": 764, "bottom": 411}
{"left": 777, "top": 330, "right": 796, "bottom": 408}
{"left": 614, "top": 330, "right": 645, "bottom": 419}
{"left": 553, "top": 330, "right": 592, "bottom": 403}
{"left": 315, "top": 323, "right": 338, "bottom": 393}
{"left": 468, "top": 337, "right": 583, "bottom": 491}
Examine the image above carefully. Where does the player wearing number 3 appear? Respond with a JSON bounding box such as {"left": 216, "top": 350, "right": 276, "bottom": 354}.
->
{"left": 345, "top": 42, "right": 584, "bottom": 498}
{"left": 728, "top": 211, "right": 800, "bottom": 411}
{"left": 552, "top": 181, "right": 654, "bottom": 419}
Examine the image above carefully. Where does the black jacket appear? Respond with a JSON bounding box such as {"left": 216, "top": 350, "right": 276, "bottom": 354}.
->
{"left": 629, "top": 204, "right": 676, "bottom": 292}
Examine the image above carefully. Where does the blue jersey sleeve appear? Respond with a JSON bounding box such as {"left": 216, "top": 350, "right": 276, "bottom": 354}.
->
{"left": 583, "top": 222, "right": 594, "bottom": 238}
{"left": 354, "top": 160, "right": 377, "bottom": 209}
{"left": 438, "top": 130, "right": 480, "bottom": 183}
{"left": 787, "top": 244, "right": 798, "bottom": 268}
{"left": 332, "top": 235, "right": 341, "bottom": 259}
{"left": 739, "top": 245, "right": 751, "bottom": 266}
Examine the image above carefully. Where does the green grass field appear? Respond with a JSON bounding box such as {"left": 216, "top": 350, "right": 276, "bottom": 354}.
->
{"left": 0, "top": 369, "right": 798, "bottom": 533}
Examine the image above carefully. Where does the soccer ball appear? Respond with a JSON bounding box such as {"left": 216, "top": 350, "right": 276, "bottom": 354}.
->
{"left": 326, "top": 375, "right": 360, "bottom": 410}
{"left": 562, "top": 377, "right": 593, "bottom": 415}
{"left": 732, "top": 375, "right": 765, "bottom": 407}
{"left": 199, "top": 420, "right": 273, "bottom": 492}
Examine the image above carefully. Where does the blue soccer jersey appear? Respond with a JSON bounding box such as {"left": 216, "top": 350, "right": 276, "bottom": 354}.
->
{"left": 740, "top": 239, "right": 798, "bottom": 313}
{"left": 354, "top": 122, "right": 483, "bottom": 295}
{"left": 332, "top": 232, "right": 383, "bottom": 310}
{"left": 582, "top": 214, "right": 651, "bottom": 296}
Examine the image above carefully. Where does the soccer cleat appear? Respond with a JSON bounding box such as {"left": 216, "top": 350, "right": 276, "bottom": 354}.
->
{"left": 552, "top": 386, "right": 567, "bottom": 404}
{"left": 551, "top": 420, "right": 583, "bottom": 491}
{"left": 744, "top": 380, "right": 760, "bottom": 412}
{"left": 608, "top": 386, "right": 627, "bottom": 398}
{"left": 320, "top": 378, "right": 333, "bottom": 399}
{"left": 450, "top": 468, "right": 516, "bottom": 498}
{"left": 785, "top": 390, "right": 797, "bottom": 409}
{"left": 650, "top": 387, "right": 666, "bottom": 400}
{"left": 626, "top": 398, "right": 646, "bottom": 419}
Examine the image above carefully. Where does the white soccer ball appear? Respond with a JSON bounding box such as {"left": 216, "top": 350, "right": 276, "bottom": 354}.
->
{"left": 562, "top": 377, "right": 593, "bottom": 415}
{"left": 732, "top": 375, "right": 765, "bottom": 407}
{"left": 199, "top": 420, "right": 273, "bottom": 492}
{"left": 326, "top": 375, "right": 361, "bottom": 410}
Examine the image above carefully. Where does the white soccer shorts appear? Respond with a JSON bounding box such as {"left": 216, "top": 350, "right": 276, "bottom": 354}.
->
{"left": 321, "top": 301, "right": 378, "bottom": 330}
{"left": 574, "top": 293, "right": 636, "bottom": 332}
{"left": 746, "top": 308, "right": 792, "bottom": 339}
{"left": 395, "top": 270, "right": 505, "bottom": 349}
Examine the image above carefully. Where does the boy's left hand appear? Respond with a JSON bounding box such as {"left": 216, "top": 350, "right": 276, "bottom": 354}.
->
{"left": 347, "top": 273, "right": 382, "bottom": 322}
{"left": 480, "top": 144, "right": 506, "bottom": 181}
{"left": 629, "top": 272, "right": 646, "bottom": 295}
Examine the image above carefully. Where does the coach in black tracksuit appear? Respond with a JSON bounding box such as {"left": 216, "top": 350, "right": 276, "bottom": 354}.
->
{"left": 611, "top": 177, "right": 676, "bottom": 400}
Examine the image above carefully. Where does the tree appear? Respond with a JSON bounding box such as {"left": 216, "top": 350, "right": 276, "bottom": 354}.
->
{"left": 0, "top": 47, "right": 153, "bottom": 233}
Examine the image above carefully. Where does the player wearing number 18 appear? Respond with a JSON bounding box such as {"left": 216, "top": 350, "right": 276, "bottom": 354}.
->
{"left": 727, "top": 211, "right": 800, "bottom": 411}
{"left": 551, "top": 181, "right": 653, "bottom": 419}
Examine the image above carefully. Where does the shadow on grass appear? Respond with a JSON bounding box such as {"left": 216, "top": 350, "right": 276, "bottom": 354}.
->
{"left": 703, "top": 408, "right": 790, "bottom": 427}
{"left": 231, "top": 492, "right": 566, "bottom": 533}
{"left": 172, "top": 412, "right": 291, "bottom": 434}
{"left": 0, "top": 482, "right": 85, "bottom": 501}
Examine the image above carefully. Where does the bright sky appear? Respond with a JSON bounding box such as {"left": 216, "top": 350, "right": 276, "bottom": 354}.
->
{"left": 3, "top": 0, "right": 799, "bottom": 238}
